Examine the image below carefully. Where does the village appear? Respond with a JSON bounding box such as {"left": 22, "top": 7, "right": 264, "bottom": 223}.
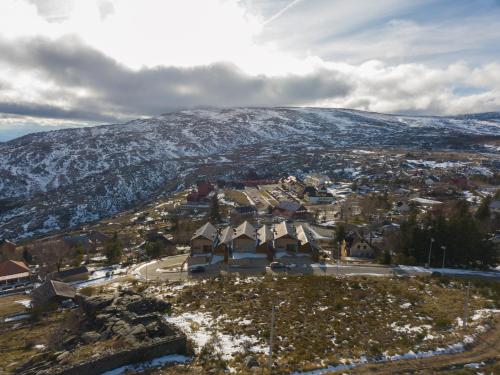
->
{"left": 0, "top": 148, "right": 499, "bottom": 374}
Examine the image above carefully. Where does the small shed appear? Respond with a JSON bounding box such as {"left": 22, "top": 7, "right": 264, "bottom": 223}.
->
{"left": 32, "top": 280, "right": 76, "bottom": 308}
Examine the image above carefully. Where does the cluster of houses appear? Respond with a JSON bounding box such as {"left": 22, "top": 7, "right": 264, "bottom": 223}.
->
{"left": 188, "top": 220, "right": 320, "bottom": 269}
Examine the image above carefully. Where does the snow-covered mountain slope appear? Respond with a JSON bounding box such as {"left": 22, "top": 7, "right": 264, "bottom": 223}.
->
{"left": 0, "top": 107, "right": 499, "bottom": 239}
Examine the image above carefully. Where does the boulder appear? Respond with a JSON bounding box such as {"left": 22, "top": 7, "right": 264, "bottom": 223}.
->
{"left": 81, "top": 331, "right": 101, "bottom": 344}
{"left": 56, "top": 351, "right": 71, "bottom": 364}
{"left": 79, "top": 295, "right": 115, "bottom": 318}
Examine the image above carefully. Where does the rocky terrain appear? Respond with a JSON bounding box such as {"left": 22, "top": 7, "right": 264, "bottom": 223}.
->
{"left": 1, "top": 107, "right": 499, "bottom": 239}
{"left": 15, "top": 290, "right": 186, "bottom": 375}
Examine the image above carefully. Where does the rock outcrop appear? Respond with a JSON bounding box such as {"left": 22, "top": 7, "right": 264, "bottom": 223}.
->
{"left": 15, "top": 290, "right": 186, "bottom": 375}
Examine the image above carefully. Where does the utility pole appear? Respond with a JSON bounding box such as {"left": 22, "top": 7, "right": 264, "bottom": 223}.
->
{"left": 268, "top": 304, "right": 276, "bottom": 374}
{"left": 463, "top": 281, "right": 470, "bottom": 330}
{"left": 441, "top": 246, "right": 446, "bottom": 269}
{"left": 427, "top": 237, "right": 435, "bottom": 268}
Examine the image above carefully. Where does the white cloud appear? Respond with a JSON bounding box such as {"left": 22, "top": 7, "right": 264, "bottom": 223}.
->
{"left": 0, "top": 0, "right": 499, "bottom": 128}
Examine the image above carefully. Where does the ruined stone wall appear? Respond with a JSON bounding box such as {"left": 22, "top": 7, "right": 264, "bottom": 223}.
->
{"left": 54, "top": 335, "right": 187, "bottom": 375}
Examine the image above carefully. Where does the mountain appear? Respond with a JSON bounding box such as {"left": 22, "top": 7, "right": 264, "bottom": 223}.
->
{"left": 1, "top": 107, "right": 499, "bottom": 240}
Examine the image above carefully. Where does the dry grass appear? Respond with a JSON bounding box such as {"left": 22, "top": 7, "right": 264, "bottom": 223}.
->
{"left": 0, "top": 311, "right": 67, "bottom": 374}
{"left": 223, "top": 189, "right": 251, "bottom": 206}
{"left": 0, "top": 295, "right": 30, "bottom": 318}
{"left": 167, "top": 275, "right": 497, "bottom": 374}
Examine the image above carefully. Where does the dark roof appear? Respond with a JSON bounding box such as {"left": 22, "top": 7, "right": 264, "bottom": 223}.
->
{"left": 277, "top": 201, "right": 302, "bottom": 212}
{"left": 32, "top": 280, "right": 76, "bottom": 306}
{"left": 233, "top": 205, "right": 256, "bottom": 214}
{"left": 54, "top": 266, "right": 89, "bottom": 279}
{"left": 0, "top": 260, "right": 29, "bottom": 277}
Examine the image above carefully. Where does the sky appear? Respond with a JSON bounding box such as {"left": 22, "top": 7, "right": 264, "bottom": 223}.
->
{"left": 0, "top": 0, "right": 500, "bottom": 140}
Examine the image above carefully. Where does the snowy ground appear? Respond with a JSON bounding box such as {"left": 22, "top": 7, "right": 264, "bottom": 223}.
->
{"left": 165, "top": 312, "right": 267, "bottom": 360}
{"left": 150, "top": 275, "right": 498, "bottom": 373}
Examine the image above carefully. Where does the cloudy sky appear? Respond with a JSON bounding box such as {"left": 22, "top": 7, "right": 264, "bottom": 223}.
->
{"left": 0, "top": 0, "right": 500, "bottom": 140}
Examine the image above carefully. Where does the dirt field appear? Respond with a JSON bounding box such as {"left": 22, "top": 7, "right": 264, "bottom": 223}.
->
{"left": 349, "top": 316, "right": 500, "bottom": 374}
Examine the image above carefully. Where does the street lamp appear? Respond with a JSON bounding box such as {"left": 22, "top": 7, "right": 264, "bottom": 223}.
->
{"left": 441, "top": 246, "right": 446, "bottom": 269}
{"left": 427, "top": 237, "right": 435, "bottom": 268}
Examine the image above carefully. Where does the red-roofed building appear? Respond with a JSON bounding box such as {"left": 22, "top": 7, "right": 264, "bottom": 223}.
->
{"left": 0, "top": 260, "right": 31, "bottom": 285}
{"left": 187, "top": 180, "right": 214, "bottom": 202}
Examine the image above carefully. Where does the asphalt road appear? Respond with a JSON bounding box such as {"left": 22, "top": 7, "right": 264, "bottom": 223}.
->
{"left": 132, "top": 255, "right": 500, "bottom": 282}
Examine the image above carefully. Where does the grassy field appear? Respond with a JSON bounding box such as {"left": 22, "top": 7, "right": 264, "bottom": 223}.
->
{"left": 151, "top": 275, "right": 499, "bottom": 374}
{"left": 0, "top": 295, "right": 30, "bottom": 318}
{"left": 223, "top": 189, "right": 251, "bottom": 206}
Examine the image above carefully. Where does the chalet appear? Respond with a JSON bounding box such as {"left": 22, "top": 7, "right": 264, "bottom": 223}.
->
{"left": 349, "top": 239, "right": 374, "bottom": 258}
{"left": 50, "top": 266, "right": 89, "bottom": 283}
{"left": 273, "top": 221, "right": 298, "bottom": 261}
{"left": 190, "top": 222, "right": 217, "bottom": 254}
{"left": 188, "top": 222, "right": 218, "bottom": 268}
{"left": 296, "top": 225, "right": 320, "bottom": 261}
{"left": 229, "top": 221, "right": 267, "bottom": 266}
{"left": 256, "top": 224, "right": 274, "bottom": 260}
{"left": 0, "top": 260, "right": 30, "bottom": 286}
{"left": 273, "top": 201, "right": 308, "bottom": 219}
{"left": 32, "top": 280, "right": 76, "bottom": 308}
{"left": 213, "top": 226, "right": 233, "bottom": 263}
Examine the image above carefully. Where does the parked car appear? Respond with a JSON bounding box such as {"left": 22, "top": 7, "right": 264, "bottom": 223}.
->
{"left": 189, "top": 265, "right": 206, "bottom": 273}
{"left": 269, "top": 262, "right": 288, "bottom": 270}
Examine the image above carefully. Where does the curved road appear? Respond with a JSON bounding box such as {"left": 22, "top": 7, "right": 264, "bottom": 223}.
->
{"left": 131, "top": 256, "right": 500, "bottom": 282}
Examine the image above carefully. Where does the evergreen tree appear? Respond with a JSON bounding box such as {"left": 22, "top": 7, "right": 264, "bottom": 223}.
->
{"left": 335, "top": 223, "right": 346, "bottom": 243}
{"left": 209, "top": 194, "right": 221, "bottom": 223}
{"left": 105, "top": 232, "right": 122, "bottom": 265}
{"left": 22, "top": 247, "right": 33, "bottom": 264}
{"left": 145, "top": 240, "right": 164, "bottom": 259}
{"left": 475, "top": 196, "right": 491, "bottom": 221}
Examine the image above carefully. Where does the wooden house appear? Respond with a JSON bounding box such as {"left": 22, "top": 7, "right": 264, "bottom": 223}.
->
{"left": 0, "top": 260, "right": 30, "bottom": 286}
{"left": 188, "top": 222, "right": 218, "bottom": 269}
{"left": 256, "top": 224, "right": 274, "bottom": 260}
{"left": 296, "top": 225, "right": 320, "bottom": 261}
{"left": 190, "top": 222, "right": 217, "bottom": 255}
{"left": 213, "top": 226, "right": 233, "bottom": 263}
{"left": 32, "top": 280, "right": 76, "bottom": 308}
{"left": 229, "top": 221, "right": 267, "bottom": 266}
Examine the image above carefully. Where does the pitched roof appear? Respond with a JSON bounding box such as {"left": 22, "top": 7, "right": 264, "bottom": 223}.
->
{"left": 192, "top": 222, "right": 218, "bottom": 241}
{"left": 219, "top": 226, "right": 233, "bottom": 244}
{"left": 296, "top": 225, "right": 316, "bottom": 247}
{"left": 32, "top": 280, "right": 76, "bottom": 305}
{"left": 257, "top": 224, "right": 274, "bottom": 244}
{"left": 0, "top": 260, "right": 29, "bottom": 277}
{"left": 274, "top": 221, "right": 296, "bottom": 239}
{"left": 234, "top": 221, "right": 256, "bottom": 240}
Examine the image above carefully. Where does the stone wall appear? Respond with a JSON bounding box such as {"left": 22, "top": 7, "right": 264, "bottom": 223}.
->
{"left": 54, "top": 335, "right": 187, "bottom": 375}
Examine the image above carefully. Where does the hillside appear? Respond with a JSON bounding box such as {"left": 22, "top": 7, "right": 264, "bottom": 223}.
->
{"left": 1, "top": 107, "right": 499, "bottom": 240}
